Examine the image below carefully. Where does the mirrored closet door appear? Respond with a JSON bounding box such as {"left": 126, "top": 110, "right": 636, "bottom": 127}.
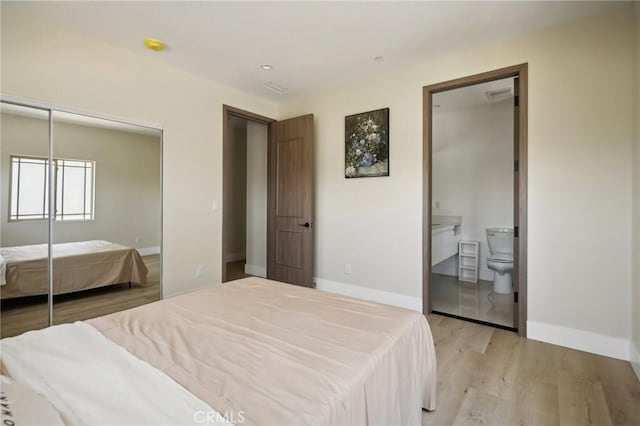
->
{"left": 0, "top": 101, "right": 162, "bottom": 337}
{"left": 0, "top": 103, "right": 51, "bottom": 337}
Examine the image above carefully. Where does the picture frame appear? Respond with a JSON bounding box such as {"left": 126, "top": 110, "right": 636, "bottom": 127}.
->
{"left": 344, "top": 108, "right": 389, "bottom": 178}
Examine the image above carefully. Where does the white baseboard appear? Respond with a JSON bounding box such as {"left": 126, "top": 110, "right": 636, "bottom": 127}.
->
{"left": 631, "top": 341, "right": 640, "bottom": 381}
{"left": 313, "top": 278, "right": 422, "bottom": 312}
{"left": 225, "top": 252, "right": 246, "bottom": 263}
{"left": 245, "top": 264, "right": 266, "bottom": 278}
{"left": 527, "top": 320, "right": 630, "bottom": 361}
{"left": 138, "top": 246, "right": 160, "bottom": 256}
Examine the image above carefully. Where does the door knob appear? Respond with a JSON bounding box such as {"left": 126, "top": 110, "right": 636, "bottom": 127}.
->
{"left": 298, "top": 222, "right": 311, "bottom": 228}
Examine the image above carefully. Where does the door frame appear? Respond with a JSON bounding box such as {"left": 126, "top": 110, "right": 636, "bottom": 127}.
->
{"left": 221, "top": 104, "right": 275, "bottom": 283}
{"left": 422, "top": 63, "right": 528, "bottom": 336}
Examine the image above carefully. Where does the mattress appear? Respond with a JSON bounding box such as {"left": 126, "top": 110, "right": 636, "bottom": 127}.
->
{"left": 0, "top": 240, "right": 148, "bottom": 299}
{"left": 89, "top": 277, "right": 437, "bottom": 425}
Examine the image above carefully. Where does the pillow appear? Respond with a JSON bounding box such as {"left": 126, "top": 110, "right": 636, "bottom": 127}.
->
{"left": 1, "top": 375, "right": 64, "bottom": 426}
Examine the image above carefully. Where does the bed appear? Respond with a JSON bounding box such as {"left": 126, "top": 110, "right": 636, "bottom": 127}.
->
{"left": 0, "top": 240, "right": 148, "bottom": 299}
{"left": 1, "top": 277, "right": 437, "bottom": 425}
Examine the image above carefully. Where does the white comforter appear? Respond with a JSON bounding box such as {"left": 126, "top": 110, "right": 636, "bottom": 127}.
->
{"left": 0, "top": 322, "right": 232, "bottom": 426}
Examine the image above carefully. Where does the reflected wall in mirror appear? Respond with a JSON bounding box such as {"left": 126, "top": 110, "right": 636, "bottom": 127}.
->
{"left": 0, "top": 101, "right": 162, "bottom": 337}
{"left": 0, "top": 103, "right": 51, "bottom": 337}
{"left": 51, "top": 111, "right": 162, "bottom": 326}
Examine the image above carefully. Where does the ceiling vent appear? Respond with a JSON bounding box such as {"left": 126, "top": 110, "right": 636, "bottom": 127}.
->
{"left": 263, "top": 82, "right": 288, "bottom": 94}
{"left": 485, "top": 88, "right": 512, "bottom": 101}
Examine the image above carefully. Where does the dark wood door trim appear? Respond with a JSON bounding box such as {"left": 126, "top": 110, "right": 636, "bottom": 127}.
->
{"left": 222, "top": 105, "right": 275, "bottom": 283}
{"left": 422, "top": 64, "right": 529, "bottom": 337}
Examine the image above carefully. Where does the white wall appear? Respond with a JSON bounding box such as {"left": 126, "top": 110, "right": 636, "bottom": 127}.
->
{"left": 0, "top": 8, "right": 278, "bottom": 297}
{"left": 432, "top": 99, "right": 514, "bottom": 281}
{"left": 245, "top": 121, "right": 268, "bottom": 278}
{"left": 224, "top": 116, "right": 247, "bottom": 262}
{"left": 1, "top": 113, "right": 161, "bottom": 249}
{"left": 279, "top": 8, "right": 635, "bottom": 355}
{"left": 631, "top": 1, "right": 640, "bottom": 378}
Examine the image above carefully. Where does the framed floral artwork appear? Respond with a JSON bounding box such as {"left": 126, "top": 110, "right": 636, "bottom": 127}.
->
{"left": 345, "top": 108, "right": 389, "bottom": 178}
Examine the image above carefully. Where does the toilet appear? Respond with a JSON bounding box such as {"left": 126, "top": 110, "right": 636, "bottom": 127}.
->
{"left": 486, "top": 228, "right": 514, "bottom": 294}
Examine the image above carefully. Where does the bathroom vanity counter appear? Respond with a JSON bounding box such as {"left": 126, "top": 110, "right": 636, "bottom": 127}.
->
{"left": 432, "top": 216, "right": 461, "bottom": 266}
{"left": 432, "top": 215, "right": 461, "bottom": 231}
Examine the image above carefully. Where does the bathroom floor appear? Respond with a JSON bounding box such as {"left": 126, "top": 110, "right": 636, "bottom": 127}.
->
{"left": 431, "top": 273, "right": 514, "bottom": 328}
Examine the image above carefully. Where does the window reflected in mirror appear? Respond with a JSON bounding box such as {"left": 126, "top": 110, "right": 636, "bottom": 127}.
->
{"left": 1, "top": 103, "right": 51, "bottom": 337}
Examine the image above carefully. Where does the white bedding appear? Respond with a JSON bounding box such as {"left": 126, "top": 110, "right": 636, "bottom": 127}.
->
{"left": 0, "top": 322, "right": 232, "bottom": 426}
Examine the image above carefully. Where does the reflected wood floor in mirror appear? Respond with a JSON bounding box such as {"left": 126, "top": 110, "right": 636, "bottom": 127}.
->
{"left": 423, "top": 314, "right": 640, "bottom": 425}
{"left": 0, "top": 254, "right": 161, "bottom": 338}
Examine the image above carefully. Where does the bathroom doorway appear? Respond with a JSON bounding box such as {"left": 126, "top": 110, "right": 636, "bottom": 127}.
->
{"left": 422, "top": 64, "right": 528, "bottom": 335}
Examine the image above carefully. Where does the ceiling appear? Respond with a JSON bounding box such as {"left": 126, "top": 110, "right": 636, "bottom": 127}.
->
{"left": 2, "top": 1, "right": 623, "bottom": 101}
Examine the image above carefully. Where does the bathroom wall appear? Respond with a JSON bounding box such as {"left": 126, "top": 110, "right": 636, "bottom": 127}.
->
{"left": 432, "top": 98, "right": 514, "bottom": 282}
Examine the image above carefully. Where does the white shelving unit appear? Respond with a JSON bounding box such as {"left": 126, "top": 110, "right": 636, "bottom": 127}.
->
{"left": 458, "top": 240, "right": 480, "bottom": 283}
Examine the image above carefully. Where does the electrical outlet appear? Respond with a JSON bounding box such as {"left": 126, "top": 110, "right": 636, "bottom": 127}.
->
{"left": 135, "top": 237, "right": 141, "bottom": 244}
{"left": 195, "top": 265, "right": 204, "bottom": 278}
{"left": 344, "top": 264, "right": 352, "bottom": 275}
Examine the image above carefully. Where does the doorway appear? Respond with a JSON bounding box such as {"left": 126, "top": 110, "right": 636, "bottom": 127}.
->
{"left": 222, "top": 106, "right": 273, "bottom": 283}
{"left": 422, "top": 64, "right": 528, "bottom": 336}
{"left": 222, "top": 106, "right": 315, "bottom": 287}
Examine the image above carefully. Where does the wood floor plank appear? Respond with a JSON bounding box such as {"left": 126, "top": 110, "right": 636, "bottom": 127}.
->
{"left": 424, "top": 352, "right": 482, "bottom": 426}
{"left": 558, "top": 371, "right": 613, "bottom": 425}
{"left": 423, "top": 314, "right": 640, "bottom": 426}
{"left": 452, "top": 387, "right": 497, "bottom": 426}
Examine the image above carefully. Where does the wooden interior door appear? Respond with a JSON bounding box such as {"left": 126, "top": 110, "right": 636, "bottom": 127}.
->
{"left": 267, "top": 114, "right": 314, "bottom": 286}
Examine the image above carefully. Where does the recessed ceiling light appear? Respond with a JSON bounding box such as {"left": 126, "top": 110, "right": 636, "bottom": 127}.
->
{"left": 374, "top": 56, "right": 384, "bottom": 62}
{"left": 261, "top": 64, "right": 273, "bottom": 70}
{"left": 144, "top": 38, "right": 166, "bottom": 52}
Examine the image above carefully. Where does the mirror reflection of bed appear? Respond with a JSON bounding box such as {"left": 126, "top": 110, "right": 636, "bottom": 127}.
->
{"left": 0, "top": 103, "right": 162, "bottom": 338}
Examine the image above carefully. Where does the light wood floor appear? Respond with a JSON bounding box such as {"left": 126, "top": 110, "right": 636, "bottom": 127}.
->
{"left": 423, "top": 314, "right": 640, "bottom": 425}
{"left": 0, "top": 255, "right": 161, "bottom": 338}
